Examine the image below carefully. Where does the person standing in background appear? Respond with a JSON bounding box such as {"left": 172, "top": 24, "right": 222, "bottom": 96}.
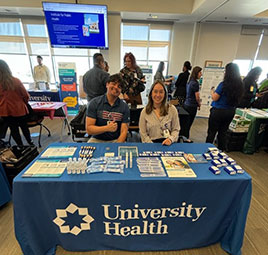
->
{"left": 33, "top": 55, "right": 51, "bottom": 90}
{"left": 173, "top": 61, "right": 192, "bottom": 105}
{"left": 239, "top": 66, "right": 262, "bottom": 108}
{"left": 154, "top": 61, "right": 174, "bottom": 84}
{"left": 83, "top": 53, "right": 110, "bottom": 103}
{"left": 206, "top": 63, "right": 244, "bottom": 150}
{"left": 104, "top": 61, "right": 109, "bottom": 73}
{"left": 120, "top": 52, "right": 145, "bottom": 105}
{"left": 179, "top": 66, "right": 202, "bottom": 142}
{"left": 0, "top": 59, "right": 33, "bottom": 148}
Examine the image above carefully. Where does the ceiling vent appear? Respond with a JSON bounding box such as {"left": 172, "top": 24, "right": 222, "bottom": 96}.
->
{"left": 204, "top": 20, "right": 238, "bottom": 24}
{"left": 147, "top": 18, "right": 180, "bottom": 22}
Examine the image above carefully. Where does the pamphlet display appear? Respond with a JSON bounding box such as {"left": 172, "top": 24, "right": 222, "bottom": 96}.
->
{"left": 58, "top": 62, "right": 79, "bottom": 115}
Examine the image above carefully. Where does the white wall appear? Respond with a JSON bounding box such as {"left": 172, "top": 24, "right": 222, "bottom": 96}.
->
{"left": 101, "top": 14, "right": 121, "bottom": 75}
{"left": 169, "top": 23, "right": 195, "bottom": 75}
{"left": 194, "top": 23, "right": 242, "bottom": 68}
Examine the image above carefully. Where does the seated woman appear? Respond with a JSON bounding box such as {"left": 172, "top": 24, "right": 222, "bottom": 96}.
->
{"left": 0, "top": 59, "right": 33, "bottom": 148}
{"left": 139, "top": 80, "right": 179, "bottom": 145}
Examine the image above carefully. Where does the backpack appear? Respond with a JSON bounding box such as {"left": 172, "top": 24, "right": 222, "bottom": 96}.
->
{"left": 70, "top": 105, "right": 87, "bottom": 130}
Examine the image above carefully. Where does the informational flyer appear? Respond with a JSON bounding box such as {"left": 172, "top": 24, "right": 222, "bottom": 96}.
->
{"left": 22, "top": 160, "right": 67, "bottom": 177}
{"left": 41, "top": 146, "right": 77, "bottom": 158}
{"left": 184, "top": 153, "right": 207, "bottom": 163}
{"left": 161, "top": 157, "right": 197, "bottom": 178}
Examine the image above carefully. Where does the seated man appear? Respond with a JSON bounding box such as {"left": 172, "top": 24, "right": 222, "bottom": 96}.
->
{"left": 86, "top": 74, "right": 130, "bottom": 143}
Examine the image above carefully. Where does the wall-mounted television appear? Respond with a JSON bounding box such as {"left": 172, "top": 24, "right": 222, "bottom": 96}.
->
{"left": 42, "top": 2, "right": 109, "bottom": 49}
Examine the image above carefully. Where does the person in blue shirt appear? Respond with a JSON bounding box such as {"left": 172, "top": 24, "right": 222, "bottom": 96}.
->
{"left": 179, "top": 66, "right": 202, "bottom": 141}
{"left": 206, "top": 63, "right": 244, "bottom": 150}
{"left": 86, "top": 74, "right": 130, "bottom": 143}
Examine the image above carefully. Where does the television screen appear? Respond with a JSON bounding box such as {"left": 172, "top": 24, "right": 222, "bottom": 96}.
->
{"left": 42, "top": 2, "right": 109, "bottom": 49}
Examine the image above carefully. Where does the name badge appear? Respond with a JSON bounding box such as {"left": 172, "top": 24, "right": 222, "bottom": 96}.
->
{"left": 163, "top": 129, "right": 170, "bottom": 138}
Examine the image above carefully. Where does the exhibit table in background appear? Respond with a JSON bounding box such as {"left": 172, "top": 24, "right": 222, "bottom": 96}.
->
{"left": 13, "top": 143, "right": 251, "bottom": 255}
{"left": 0, "top": 162, "right": 11, "bottom": 206}
{"left": 236, "top": 108, "right": 268, "bottom": 154}
{"left": 29, "top": 101, "right": 71, "bottom": 141}
{"left": 28, "top": 90, "right": 62, "bottom": 102}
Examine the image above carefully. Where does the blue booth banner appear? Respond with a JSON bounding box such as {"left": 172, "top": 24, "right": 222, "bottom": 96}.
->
{"left": 29, "top": 90, "right": 62, "bottom": 102}
{"left": 13, "top": 143, "right": 252, "bottom": 255}
{"left": 58, "top": 63, "right": 79, "bottom": 115}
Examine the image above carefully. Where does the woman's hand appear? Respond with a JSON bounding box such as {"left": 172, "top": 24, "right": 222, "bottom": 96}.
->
{"left": 123, "top": 93, "right": 129, "bottom": 101}
{"left": 162, "top": 138, "right": 172, "bottom": 146}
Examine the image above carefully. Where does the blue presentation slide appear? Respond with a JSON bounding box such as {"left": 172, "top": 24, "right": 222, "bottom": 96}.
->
{"left": 45, "top": 11, "right": 106, "bottom": 48}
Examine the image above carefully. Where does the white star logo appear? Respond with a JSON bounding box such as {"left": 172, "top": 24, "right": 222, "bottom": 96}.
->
{"left": 53, "top": 203, "right": 94, "bottom": 236}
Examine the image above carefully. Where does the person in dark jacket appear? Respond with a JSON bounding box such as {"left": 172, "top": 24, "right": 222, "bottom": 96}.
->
{"left": 83, "top": 53, "right": 110, "bottom": 103}
{"left": 179, "top": 66, "right": 202, "bottom": 141}
{"left": 239, "top": 67, "right": 262, "bottom": 108}
{"left": 206, "top": 63, "right": 244, "bottom": 150}
{"left": 173, "top": 61, "right": 192, "bottom": 104}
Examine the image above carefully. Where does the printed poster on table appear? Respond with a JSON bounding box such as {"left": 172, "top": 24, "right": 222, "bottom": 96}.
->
{"left": 58, "top": 62, "right": 79, "bottom": 115}
{"left": 161, "top": 157, "right": 196, "bottom": 178}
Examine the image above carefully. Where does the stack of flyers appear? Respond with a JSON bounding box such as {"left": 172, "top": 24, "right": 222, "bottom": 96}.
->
{"left": 184, "top": 153, "right": 207, "bottom": 163}
{"left": 136, "top": 157, "right": 166, "bottom": 177}
{"left": 86, "top": 157, "right": 125, "bottom": 174}
{"left": 139, "top": 151, "right": 183, "bottom": 157}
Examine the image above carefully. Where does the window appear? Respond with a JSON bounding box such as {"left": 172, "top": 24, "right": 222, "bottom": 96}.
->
{"left": 121, "top": 23, "right": 171, "bottom": 77}
{"left": 233, "top": 59, "right": 251, "bottom": 77}
{"left": 0, "top": 54, "right": 33, "bottom": 82}
{"left": 122, "top": 25, "right": 148, "bottom": 41}
{"left": 26, "top": 24, "right": 47, "bottom": 37}
{"left": 0, "top": 17, "right": 99, "bottom": 89}
{"left": 53, "top": 56, "right": 90, "bottom": 83}
{"left": 0, "top": 20, "right": 22, "bottom": 36}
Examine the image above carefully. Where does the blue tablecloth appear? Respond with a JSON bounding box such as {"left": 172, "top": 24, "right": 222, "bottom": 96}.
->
{"left": 0, "top": 162, "right": 11, "bottom": 206}
{"left": 13, "top": 143, "right": 251, "bottom": 255}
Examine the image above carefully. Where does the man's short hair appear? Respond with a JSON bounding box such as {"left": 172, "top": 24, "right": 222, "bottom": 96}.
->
{"left": 107, "top": 74, "right": 124, "bottom": 88}
{"left": 93, "top": 53, "right": 104, "bottom": 66}
{"left": 37, "top": 55, "right": 43, "bottom": 60}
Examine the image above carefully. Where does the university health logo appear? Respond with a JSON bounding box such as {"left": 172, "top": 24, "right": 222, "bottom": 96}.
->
{"left": 53, "top": 203, "right": 94, "bottom": 236}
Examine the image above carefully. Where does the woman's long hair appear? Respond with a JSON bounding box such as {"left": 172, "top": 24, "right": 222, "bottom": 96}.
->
{"left": 189, "top": 66, "right": 202, "bottom": 81}
{"left": 146, "top": 80, "right": 169, "bottom": 116}
{"left": 0, "top": 59, "right": 13, "bottom": 91}
{"left": 222, "top": 63, "right": 243, "bottom": 106}
{"left": 246, "top": 66, "right": 262, "bottom": 81}
{"left": 123, "top": 52, "right": 137, "bottom": 69}
{"left": 156, "top": 61, "right": 165, "bottom": 74}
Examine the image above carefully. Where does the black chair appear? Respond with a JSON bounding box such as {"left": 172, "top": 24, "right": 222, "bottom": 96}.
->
{"left": 129, "top": 106, "right": 143, "bottom": 134}
{"left": 8, "top": 114, "right": 51, "bottom": 148}
{"left": 27, "top": 115, "right": 51, "bottom": 147}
